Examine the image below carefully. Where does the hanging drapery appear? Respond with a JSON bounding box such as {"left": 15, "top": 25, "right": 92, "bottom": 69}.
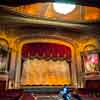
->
{"left": 21, "top": 59, "right": 71, "bottom": 85}
{"left": 21, "top": 42, "right": 72, "bottom": 85}
{"left": 22, "top": 42, "right": 71, "bottom": 61}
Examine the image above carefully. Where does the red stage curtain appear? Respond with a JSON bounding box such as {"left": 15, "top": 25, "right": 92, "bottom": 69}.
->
{"left": 22, "top": 43, "right": 71, "bottom": 61}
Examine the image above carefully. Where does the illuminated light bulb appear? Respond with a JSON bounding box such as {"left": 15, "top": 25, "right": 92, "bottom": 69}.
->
{"left": 53, "top": 3, "right": 76, "bottom": 15}
{"left": 91, "top": 58, "right": 95, "bottom": 63}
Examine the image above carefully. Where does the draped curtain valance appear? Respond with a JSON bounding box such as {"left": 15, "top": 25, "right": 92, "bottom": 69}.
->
{"left": 22, "top": 43, "right": 71, "bottom": 61}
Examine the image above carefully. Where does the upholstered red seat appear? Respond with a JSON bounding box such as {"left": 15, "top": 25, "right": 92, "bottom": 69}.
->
{"left": 19, "top": 93, "right": 36, "bottom": 100}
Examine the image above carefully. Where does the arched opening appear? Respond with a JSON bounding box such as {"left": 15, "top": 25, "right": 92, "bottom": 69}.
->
{"left": 0, "top": 38, "right": 9, "bottom": 73}
{"left": 0, "top": 38, "right": 10, "bottom": 90}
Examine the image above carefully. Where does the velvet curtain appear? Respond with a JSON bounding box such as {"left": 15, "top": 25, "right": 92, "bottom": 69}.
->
{"left": 22, "top": 43, "right": 71, "bottom": 61}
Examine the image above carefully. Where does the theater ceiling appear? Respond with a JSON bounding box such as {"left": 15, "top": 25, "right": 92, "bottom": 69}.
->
{"left": 0, "top": 0, "right": 100, "bottom": 38}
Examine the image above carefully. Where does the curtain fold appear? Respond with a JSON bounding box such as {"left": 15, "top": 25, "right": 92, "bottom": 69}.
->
{"left": 22, "top": 43, "right": 71, "bottom": 61}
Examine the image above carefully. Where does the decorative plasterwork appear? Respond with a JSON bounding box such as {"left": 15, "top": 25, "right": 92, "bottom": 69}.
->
{"left": 14, "top": 34, "right": 79, "bottom": 87}
{"left": 0, "top": 38, "right": 9, "bottom": 49}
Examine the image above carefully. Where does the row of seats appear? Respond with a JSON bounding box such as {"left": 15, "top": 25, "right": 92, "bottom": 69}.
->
{"left": 0, "top": 88, "right": 100, "bottom": 100}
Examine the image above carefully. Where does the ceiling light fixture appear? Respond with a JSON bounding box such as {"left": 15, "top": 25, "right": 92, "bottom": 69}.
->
{"left": 53, "top": 3, "right": 76, "bottom": 15}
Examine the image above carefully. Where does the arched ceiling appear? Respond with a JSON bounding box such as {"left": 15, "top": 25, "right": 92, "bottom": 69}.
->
{"left": 0, "top": 4, "right": 99, "bottom": 38}
{"left": 0, "top": 0, "right": 100, "bottom": 8}
{"left": 5, "top": 2, "right": 100, "bottom": 21}
{"left": 9, "top": 3, "right": 80, "bottom": 21}
{"left": 0, "top": 1, "right": 99, "bottom": 38}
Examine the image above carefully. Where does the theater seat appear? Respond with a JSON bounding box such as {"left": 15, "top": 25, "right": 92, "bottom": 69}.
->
{"left": 0, "top": 80, "right": 6, "bottom": 91}
{"left": 19, "top": 93, "right": 36, "bottom": 100}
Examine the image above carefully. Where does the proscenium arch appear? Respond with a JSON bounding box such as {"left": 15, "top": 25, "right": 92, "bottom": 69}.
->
{"left": 15, "top": 35, "right": 79, "bottom": 88}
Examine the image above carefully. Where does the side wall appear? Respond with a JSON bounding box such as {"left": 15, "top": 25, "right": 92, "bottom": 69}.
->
{"left": 0, "top": 26, "right": 99, "bottom": 88}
